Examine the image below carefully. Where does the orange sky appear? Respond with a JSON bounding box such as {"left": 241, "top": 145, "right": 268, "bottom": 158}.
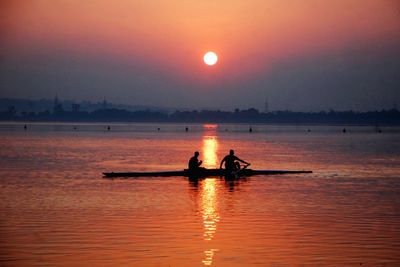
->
{"left": 4, "top": 1, "right": 398, "bottom": 72}
{"left": 1, "top": 0, "right": 400, "bottom": 110}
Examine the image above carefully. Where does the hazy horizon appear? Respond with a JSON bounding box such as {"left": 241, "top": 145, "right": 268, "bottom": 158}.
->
{"left": 1, "top": 1, "right": 400, "bottom": 111}
{"left": 2, "top": 96, "right": 400, "bottom": 113}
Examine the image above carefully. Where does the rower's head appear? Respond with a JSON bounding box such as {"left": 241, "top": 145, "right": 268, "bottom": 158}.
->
{"left": 194, "top": 151, "right": 199, "bottom": 157}
{"left": 229, "top": 149, "right": 234, "bottom": 156}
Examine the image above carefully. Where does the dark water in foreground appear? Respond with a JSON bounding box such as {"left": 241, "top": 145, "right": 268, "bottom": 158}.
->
{"left": 1, "top": 123, "right": 399, "bottom": 266}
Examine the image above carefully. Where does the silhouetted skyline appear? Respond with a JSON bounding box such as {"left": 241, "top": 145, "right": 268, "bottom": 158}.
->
{"left": 1, "top": 98, "right": 399, "bottom": 125}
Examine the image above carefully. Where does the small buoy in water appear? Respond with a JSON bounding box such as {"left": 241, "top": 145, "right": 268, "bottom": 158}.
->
{"left": 73, "top": 126, "right": 77, "bottom": 130}
{"left": 307, "top": 129, "right": 311, "bottom": 132}
{"left": 107, "top": 126, "right": 111, "bottom": 131}
{"left": 157, "top": 128, "right": 160, "bottom": 131}
{"left": 375, "top": 125, "right": 382, "bottom": 133}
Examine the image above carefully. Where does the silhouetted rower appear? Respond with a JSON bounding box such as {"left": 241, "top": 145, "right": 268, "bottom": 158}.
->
{"left": 24, "top": 124, "right": 27, "bottom": 130}
{"left": 249, "top": 127, "right": 253, "bottom": 133}
{"left": 107, "top": 126, "right": 111, "bottom": 131}
{"left": 185, "top": 127, "right": 189, "bottom": 132}
{"left": 188, "top": 151, "right": 203, "bottom": 171}
{"left": 342, "top": 128, "right": 346, "bottom": 133}
{"left": 220, "top": 149, "right": 250, "bottom": 173}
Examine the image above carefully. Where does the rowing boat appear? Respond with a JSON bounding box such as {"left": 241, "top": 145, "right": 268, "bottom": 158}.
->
{"left": 103, "top": 168, "right": 312, "bottom": 178}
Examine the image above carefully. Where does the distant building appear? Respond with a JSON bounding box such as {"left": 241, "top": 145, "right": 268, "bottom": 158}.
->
{"left": 53, "top": 95, "right": 64, "bottom": 114}
{"left": 7, "top": 106, "right": 16, "bottom": 116}
{"left": 72, "top": 104, "right": 80, "bottom": 113}
{"left": 102, "top": 97, "right": 108, "bottom": 110}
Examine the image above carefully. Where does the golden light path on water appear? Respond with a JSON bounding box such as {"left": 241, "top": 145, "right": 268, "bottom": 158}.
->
{"left": 202, "top": 139, "right": 218, "bottom": 169}
{"left": 201, "top": 124, "right": 220, "bottom": 265}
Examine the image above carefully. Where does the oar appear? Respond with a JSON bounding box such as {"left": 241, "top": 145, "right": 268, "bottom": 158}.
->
{"left": 234, "top": 163, "right": 251, "bottom": 178}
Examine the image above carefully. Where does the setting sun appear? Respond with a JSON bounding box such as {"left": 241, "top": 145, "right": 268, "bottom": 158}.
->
{"left": 203, "top": 52, "right": 218, "bottom": 66}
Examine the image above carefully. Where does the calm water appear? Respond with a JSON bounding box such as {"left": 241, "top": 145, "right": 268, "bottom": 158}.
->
{"left": 1, "top": 123, "right": 399, "bottom": 266}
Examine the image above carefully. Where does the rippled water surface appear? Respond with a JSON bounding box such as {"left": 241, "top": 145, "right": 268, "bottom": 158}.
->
{"left": 1, "top": 123, "right": 400, "bottom": 266}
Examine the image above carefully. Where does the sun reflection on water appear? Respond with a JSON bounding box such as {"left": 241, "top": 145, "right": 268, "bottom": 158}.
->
{"left": 203, "top": 137, "right": 218, "bottom": 168}
{"left": 202, "top": 248, "right": 219, "bottom": 266}
{"left": 202, "top": 124, "right": 218, "bottom": 169}
{"left": 200, "top": 124, "right": 220, "bottom": 265}
{"left": 201, "top": 178, "right": 220, "bottom": 265}
{"left": 201, "top": 179, "right": 220, "bottom": 241}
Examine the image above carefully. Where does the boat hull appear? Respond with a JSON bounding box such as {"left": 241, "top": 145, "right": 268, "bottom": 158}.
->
{"left": 103, "top": 169, "right": 312, "bottom": 178}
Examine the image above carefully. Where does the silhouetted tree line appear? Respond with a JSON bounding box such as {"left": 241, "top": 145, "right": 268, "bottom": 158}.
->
{"left": 1, "top": 106, "right": 399, "bottom": 124}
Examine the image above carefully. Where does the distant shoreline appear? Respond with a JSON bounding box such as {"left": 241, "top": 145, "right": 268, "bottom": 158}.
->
{"left": 1, "top": 108, "right": 399, "bottom": 125}
{"left": 1, "top": 120, "right": 399, "bottom": 127}
{"left": 2, "top": 98, "right": 399, "bottom": 125}
{"left": 1, "top": 120, "right": 399, "bottom": 126}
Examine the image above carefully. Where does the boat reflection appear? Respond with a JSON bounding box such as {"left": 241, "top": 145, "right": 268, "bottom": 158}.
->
{"left": 225, "top": 179, "right": 246, "bottom": 192}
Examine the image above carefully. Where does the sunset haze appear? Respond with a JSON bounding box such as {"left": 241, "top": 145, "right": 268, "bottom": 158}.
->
{"left": 1, "top": 0, "right": 399, "bottom": 110}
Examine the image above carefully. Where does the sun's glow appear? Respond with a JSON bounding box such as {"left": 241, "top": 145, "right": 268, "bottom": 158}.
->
{"left": 203, "top": 52, "right": 218, "bottom": 66}
{"left": 202, "top": 124, "right": 218, "bottom": 168}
